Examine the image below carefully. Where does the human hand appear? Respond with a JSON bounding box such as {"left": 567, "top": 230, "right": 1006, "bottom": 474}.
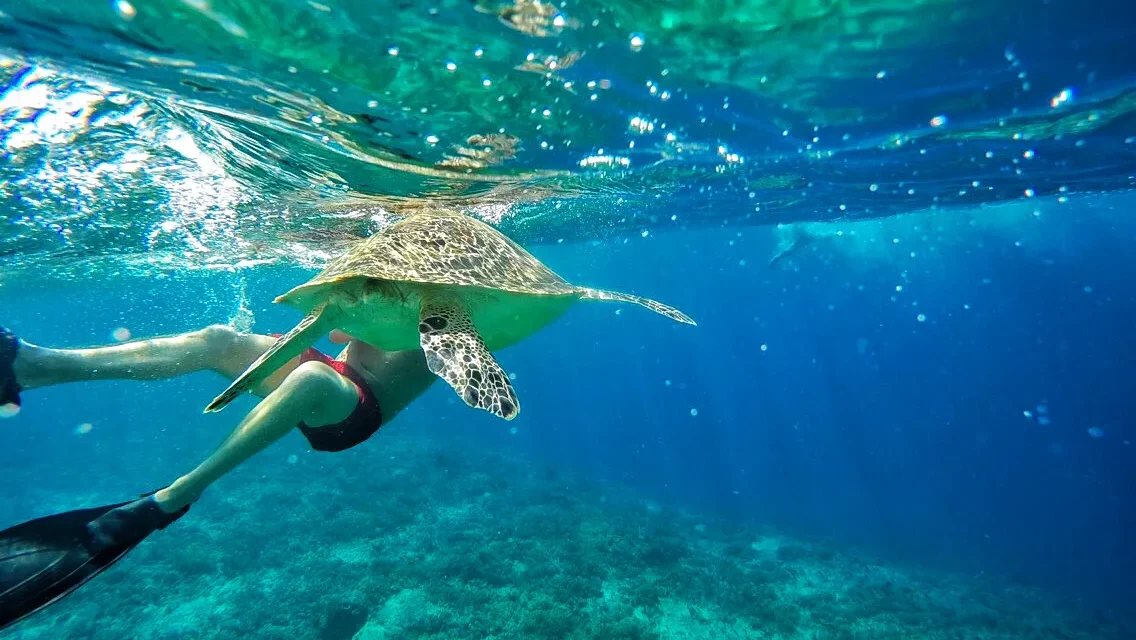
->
{"left": 329, "top": 329, "right": 354, "bottom": 344}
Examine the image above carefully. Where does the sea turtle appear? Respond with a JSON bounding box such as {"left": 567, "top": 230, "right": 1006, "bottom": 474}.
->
{"left": 205, "top": 208, "right": 695, "bottom": 420}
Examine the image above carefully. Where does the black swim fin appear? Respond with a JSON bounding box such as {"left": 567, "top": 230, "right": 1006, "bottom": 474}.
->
{"left": 0, "top": 326, "right": 21, "bottom": 408}
{"left": 0, "top": 494, "right": 188, "bottom": 631}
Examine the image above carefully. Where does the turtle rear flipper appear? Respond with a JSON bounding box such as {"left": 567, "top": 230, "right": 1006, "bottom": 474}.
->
{"left": 418, "top": 296, "right": 519, "bottom": 420}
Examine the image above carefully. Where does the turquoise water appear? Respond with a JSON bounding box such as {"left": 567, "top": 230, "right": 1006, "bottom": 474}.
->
{"left": 2, "top": 0, "right": 1135, "bottom": 638}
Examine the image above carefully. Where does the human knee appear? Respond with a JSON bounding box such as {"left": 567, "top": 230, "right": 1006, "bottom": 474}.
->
{"left": 281, "top": 360, "right": 356, "bottom": 425}
{"left": 196, "top": 324, "right": 239, "bottom": 355}
{"left": 283, "top": 360, "right": 341, "bottom": 393}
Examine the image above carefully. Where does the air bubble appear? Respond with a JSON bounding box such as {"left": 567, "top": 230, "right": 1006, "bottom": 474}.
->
{"left": 114, "top": 0, "right": 137, "bottom": 19}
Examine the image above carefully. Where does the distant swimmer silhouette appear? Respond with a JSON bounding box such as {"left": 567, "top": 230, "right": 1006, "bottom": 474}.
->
{"left": 768, "top": 223, "right": 822, "bottom": 268}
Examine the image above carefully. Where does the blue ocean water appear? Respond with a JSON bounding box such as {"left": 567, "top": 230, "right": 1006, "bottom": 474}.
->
{"left": 4, "top": 193, "right": 1135, "bottom": 637}
{"left": 1, "top": 0, "right": 1135, "bottom": 637}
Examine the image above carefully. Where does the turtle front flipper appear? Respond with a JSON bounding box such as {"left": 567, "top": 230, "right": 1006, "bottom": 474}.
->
{"left": 578, "top": 288, "right": 697, "bottom": 325}
{"left": 418, "top": 296, "right": 519, "bottom": 420}
{"left": 205, "top": 305, "right": 340, "bottom": 413}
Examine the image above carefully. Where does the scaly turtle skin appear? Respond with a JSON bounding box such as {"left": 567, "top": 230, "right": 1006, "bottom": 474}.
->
{"left": 205, "top": 208, "right": 695, "bottom": 420}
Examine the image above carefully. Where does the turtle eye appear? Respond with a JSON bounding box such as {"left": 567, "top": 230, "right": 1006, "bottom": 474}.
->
{"left": 421, "top": 316, "right": 448, "bottom": 331}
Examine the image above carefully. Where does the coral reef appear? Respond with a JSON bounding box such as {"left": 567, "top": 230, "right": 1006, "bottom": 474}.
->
{"left": 3, "top": 431, "right": 1128, "bottom": 640}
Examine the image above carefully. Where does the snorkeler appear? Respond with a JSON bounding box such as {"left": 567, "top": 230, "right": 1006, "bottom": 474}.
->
{"left": 767, "top": 223, "right": 820, "bottom": 268}
{"left": 0, "top": 323, "right": 437, "bottom": 630}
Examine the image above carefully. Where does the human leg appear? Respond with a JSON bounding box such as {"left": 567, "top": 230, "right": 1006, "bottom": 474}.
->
{"left": 7, "top": 324, "right": 294, "bottom": 396}
{"left": 0, "top": 333, "right": 362, "bottom": 629}
{"left": 154, "top": 359, "right": 359, "bottom": 511}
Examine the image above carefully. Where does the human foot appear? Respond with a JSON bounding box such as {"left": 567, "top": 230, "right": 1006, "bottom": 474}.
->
{"left": 153, "top": 482, "right": 202, "bottom": 514}
{"left": 86, "top": 494, "right": 190, "bottom": 552}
